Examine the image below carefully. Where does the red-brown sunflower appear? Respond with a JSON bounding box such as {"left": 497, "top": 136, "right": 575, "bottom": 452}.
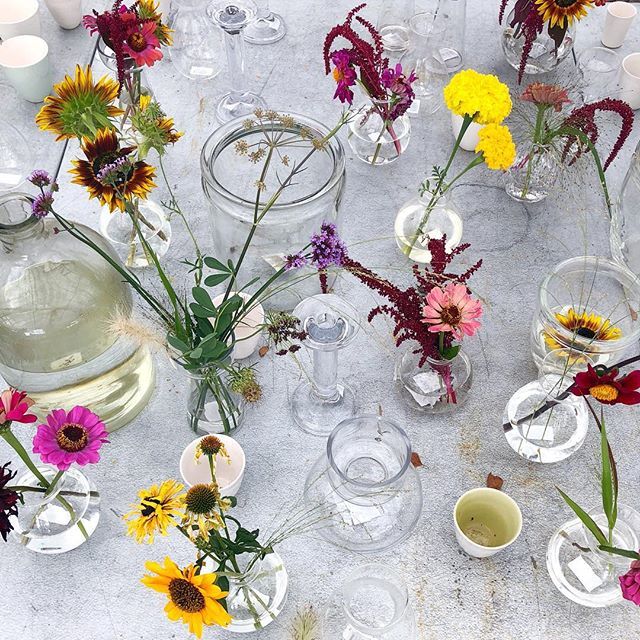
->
{"left": 534, "top": 0, "right": 596, "bottom": 29}
{"left": 70, "top": 128, "right": 156, "bottom": 212}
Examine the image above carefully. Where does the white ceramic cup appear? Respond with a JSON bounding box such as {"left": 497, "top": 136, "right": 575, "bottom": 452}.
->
{"left": 454, "top": 487, "right": 523, "bottom": 558}
{"left": 0, "top": 0, "right": 40, "bottom": 40}
{"left": 0, "top": 35, "right": 51, "bottom": 103}
{"left": 212, "top": 291, "right": 264, "bottom": 360}
{"left": 601, "top": 1, "right": 637, "bottom": 49}
{"left": 179, "top": 434, "right": 246, "bottom": 496}
{"left": 451, "top": 113, "right": 482, "bottom": 152}
{"left": 621, "top": 53, "right": 640, "bottom": 109}
{"left": 44, "top": 0, "right": 82, "bottom": 30}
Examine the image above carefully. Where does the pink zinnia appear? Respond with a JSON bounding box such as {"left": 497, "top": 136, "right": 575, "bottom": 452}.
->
{"left": 32, "top": 406, "right": 109, "bottom": 471}
{"left": 421, "top": 283, "right": 483, "bottom": 339}
{"left": 123, "top": 22, "right": 162, "bottom": 68}
{"left": 620, "top": 559, "right": 640, "bottom": 606}
{"left": 0, "top": 389, "right": 37, "bottom": 426}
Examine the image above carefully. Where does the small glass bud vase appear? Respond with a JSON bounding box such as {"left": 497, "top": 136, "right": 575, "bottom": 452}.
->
{"left": 396, "top": 349, "right": 472, "bottom": 413}
{"left": 503, "top": 349, "right": 590, "bottom": 464}
{"left": 504, "top": 144, "right": 559, "bottom": 203}
{"left": 11, "top": 465, "right": 100, "bottom": 554}
{"left": 547, "top": 504, "right": 640, "bottom": 607}
{"left": 347, "top": 103, "right": 411, "bottom": 166}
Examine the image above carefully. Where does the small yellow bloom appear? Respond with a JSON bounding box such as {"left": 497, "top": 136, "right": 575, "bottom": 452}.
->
{"left": 444, "top": 69, "right": 512, "bottom": 125}
{"left": 142, "top": 557, "right": 232, "bottom": 638}
{"left": 475, "top": 124, "right": 516, "bottom": 171}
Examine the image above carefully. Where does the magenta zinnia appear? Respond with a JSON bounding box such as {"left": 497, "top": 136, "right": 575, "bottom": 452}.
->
{"left": 620, "top": 559, "right": 640, "bottom": 606}
{"left": 32, "top": 406, "right": 109, "bottom": 471}
{"left": 421, "top": 283, "right": 483, "bottom": 339}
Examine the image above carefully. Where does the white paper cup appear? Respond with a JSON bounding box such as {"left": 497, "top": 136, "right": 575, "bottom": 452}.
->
{"left": 454, "top": 488, "right": 523, "bottom": 558}
{"left": 0, "top": 0, "right": 40, "bottom": 40}
{"left": 0, "top": 35, "right": 51, "bottom": 103}
{"left": 451, "top": 113, "right": 482, "bottom": 152}
{"left": 601, "top": 1, "right": 637, "bottom": 49}
{"left": 44, "top": 0, "right": 82, "bottom": 30}
{"left": 621, "top": 53, "right": 640, "bottom": 109}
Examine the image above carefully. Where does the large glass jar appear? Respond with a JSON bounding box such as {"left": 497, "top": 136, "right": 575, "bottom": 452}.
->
{"left": 0, "top": 193, "right": 155, "bottom": 431}
{"left": 201, "top": 113, "right": 345, "bottom": 310}
{"left": 531, "top": 256, "right": 640, "bottom": 370}
{"left": 304, "top": 414, "right": 423, "bottom": 553}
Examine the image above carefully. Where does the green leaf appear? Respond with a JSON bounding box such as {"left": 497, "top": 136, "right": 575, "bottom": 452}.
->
{"left": 190, "top": 302, "right": 217, "bottom": 318}
{"left": 204, "top": 256, "right": 229, "bottom": 272}
{"left": 204, "top": 273, "right": 231, "bottom": 287}
{"left": 441, "top": 345, "right": 460, "bottom": 361}
{"left": 599, "top": 412, "right": 616, "bottom": 533}
{"left": 192, "top": 286, "right": 214, "bottom": 309}
{"left": 557, "top": 486, "right": 608, "bottom": 546}
{"left": 189, "top": 347, "right": 203, "bottom": 359}
{"left": 598, "top": 545, "right": 640, "bottom": 560}
{"left": 167, "top": 334, "right": 190, "bottom": 353}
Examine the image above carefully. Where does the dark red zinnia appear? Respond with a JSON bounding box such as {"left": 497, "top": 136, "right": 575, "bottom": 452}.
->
{"left": 571, "top": 364, "right": 640, "bottom": 405}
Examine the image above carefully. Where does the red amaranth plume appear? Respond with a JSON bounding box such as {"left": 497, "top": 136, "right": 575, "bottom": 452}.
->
{"left": 517, "top": 9, "right": 544, "bottom": 84}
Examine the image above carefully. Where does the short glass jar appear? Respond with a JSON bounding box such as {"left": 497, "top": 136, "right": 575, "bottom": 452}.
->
{"left": 504, "top": 144, "right": 559, "bottom": 203}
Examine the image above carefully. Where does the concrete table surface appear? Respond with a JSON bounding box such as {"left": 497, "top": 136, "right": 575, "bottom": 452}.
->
{"left": 2, "top": 1, "right": 640, "bottom": 639}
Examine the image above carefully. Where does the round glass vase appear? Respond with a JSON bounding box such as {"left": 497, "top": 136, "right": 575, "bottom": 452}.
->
{"left": 10, "top": 465, "right": 100, "bottom": 554}
{"left": 394, "top": 192, "right": 463, "bottom": 262}
{"left": 304, "top": 414, "right": 423, "bottom": 553}
{"left": 0, "top": 193, "right": 155, "bottom": 432}
{"left": 396, "top": 349, "right": 472, "bottom": 413}
{"left": 547, "top": 504, "right": 640, "bottom": 608}
{"left": 504, "top": 144, "right": 559, "bottom": 203}
{"left": 501, "top": 8, "right": 576, "bottom": 76}
{"left": 99, "top": 200, "right": 172, "bottom": 269}
{"left": 201, "top": 113, "right": 345, "bottom": 310}
{"left": 530, "top": 256, "right": 640, "bottom": 370}
{"left": 347, "top": 103, "right": 411, "bottom": 166}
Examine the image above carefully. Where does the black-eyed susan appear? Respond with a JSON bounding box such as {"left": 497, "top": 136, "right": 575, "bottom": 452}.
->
{"left": 535, "top": 0, "right": 596, "bottom": 29}
{"left": 69, "top": 128, "right": 156, "bottom": 212}
{"left": 124, "top": 479, "right": 185, "bottom": 544}
{"left": 35, "top": 65, "right": 123, "bottom": 141}
{"left": 142, "top": 557, "right": 232, "bottom": 638}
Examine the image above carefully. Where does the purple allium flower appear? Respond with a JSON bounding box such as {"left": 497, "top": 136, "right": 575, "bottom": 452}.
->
{"left": 95, "top": 156, "right": 129, "bottom": 184}
{"left": 310, "top": 221, "right": 348, "bottom": 270}
{"left": 284, "top": 253, "right": 308, "bottom": 271}
{"left": 330, "top": 49, "right": 357, "bottom": 105}
{"left": 28, "top": 169, "right": 53, "bottom": 188}
{"left": 31, "top": 191, "right": 54, "bottom": 219}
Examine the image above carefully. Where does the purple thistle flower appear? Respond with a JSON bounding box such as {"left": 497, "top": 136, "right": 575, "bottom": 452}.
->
{"left": 284, "top": 253, "right": 308, "bottom": 271}
{"left": 31, "top": 191, "right": 54, "bottom": 219}
{"left": 310, "top": 221, "right": 348, "bottom": 270}
{"left": 28, "top": 169, "right": 53, "bottom": 188}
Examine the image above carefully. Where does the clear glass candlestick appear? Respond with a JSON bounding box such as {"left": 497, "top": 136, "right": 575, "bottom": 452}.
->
{"left": 243, "top": 0, "right": 286, "bottom": 44}
{"left": 291, "top": 294, "right": 359, "bottom": 436}
{"left": 208, "top": 0, "right": 267, "bottom": 123}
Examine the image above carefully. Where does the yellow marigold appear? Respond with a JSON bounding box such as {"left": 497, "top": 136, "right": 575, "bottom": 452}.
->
{"left": 475, "top": 124, "right": 516, "bottom": 171}
{"left": 444, "top": 69, "right": 512, "bottom": 125}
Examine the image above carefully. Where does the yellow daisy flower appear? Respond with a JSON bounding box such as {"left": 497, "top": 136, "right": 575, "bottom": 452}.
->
{"left": 142, "top": 557, "right": 232, "bottom": 638}
{"left": 535, "top": 0, "right": 595, "bottom": 29}
{"left": 124, "top": 479, "right": 185, "bottom": 544}
{"left": 475, "top": 124, "right": 516, "bottom": 171}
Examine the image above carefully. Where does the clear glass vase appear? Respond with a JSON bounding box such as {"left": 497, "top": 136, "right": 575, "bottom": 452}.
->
{"left": 396, "top": 349, "right": 472, "bottom": 412}
{"left": 502, "top": 7, "right": 576, "bottom": 76}
{"left": 201, "top": 113, "right": 345, "bottom": 310}
{"left": 530, "top": 256, "right": 640, "bottom": 370}
{"left": 304, "top": 414, "right": 423, "bottom": 553}
{"left": 394, "top": 192, "right": 463, "bottom": 262}
{"left": 504, "top": 144, "right": 560, "bottom": 203}
{"left": 347, "top": 103, "right": 411, "bottom": 166}
{"left": 547, "top": 504, "right": 640, "bottom": 607}
{"left": 0, "top": 193, "right": 155, "bottom": 431}
{"left": 377, "top": 0, "right": 414, "bottom": 52}
{"left": 99, "top": 200, "right": 172, "bottom": 269}
{"left": 10, "top": 465, "right": 100, "bottom": 554}
{"left": 322, "top": 564, "right": 417, "bottom": 638}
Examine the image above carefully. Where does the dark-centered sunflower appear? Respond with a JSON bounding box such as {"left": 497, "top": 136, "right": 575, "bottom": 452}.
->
{"left": 35, "top": 65, "right": 123, "bottom": 141}
{"left": 70, "top": 128, "right": 156, "bottom": 212}
{"left": 545, "top": 307, "right": 622, "bottom": 350}
{"left": 535, "top": 0, "right": 596, "bottom": 29}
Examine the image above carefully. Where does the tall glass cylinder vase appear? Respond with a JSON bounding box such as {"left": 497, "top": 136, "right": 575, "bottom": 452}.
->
{"left": 0, "top": 193, "right": 155, "bottom": 431}
{"left": 377, "top": 0, "right": 414, "bottom": 51}
{"left": 200, "top": 113, "right": 346, "bottom": 310}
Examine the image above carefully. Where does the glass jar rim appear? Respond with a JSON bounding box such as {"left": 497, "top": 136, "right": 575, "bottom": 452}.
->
{"left": 200, "top": 112, "right": 345, "bottom": 212}
{"left": 0, "top": 191, "right": 37, "bottom": 231}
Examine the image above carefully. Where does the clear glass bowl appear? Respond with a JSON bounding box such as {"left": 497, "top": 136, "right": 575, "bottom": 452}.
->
{"left": 504, "top": 144, "right": 559, "bottom": 203}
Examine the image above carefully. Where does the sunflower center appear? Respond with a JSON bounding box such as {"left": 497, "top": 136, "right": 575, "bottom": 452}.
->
{"left": 576, "top": 326, "right": 596, "bottom": 339}
{"left": 140, "top": 497, "right": 161, "bottom": 517}
{"left": 56, "top": 424, "right": 88, "bottom": 452}
{"left": 555, "top": 0, "right": 578, "bottom": 7}
{"left": 589, "top": 384, "right": 619, "bottom": 403}
{"left": 128, "top": 32, "right": 148, "bottom": 52}
{"left": 185, "top": 484, "right": 219, "bottom": 514}
{"left": 168, "top": 578, "right": 205, "bottom": 613}
{"left": 440, "top": 305, "right": 462, "bottom": 326}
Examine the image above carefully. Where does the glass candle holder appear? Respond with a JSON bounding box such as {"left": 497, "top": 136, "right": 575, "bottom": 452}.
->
{"left": 291, "top": 294, "right": 359, "bottom": 436}
{"left": 243, "top": 0, "right": 286, "bottom": 44}
{"left": 304, "top": 414, "right": 423, "bottom": 553}
{"left": 577, "top": 46, "right": 621, "bottom": 103}
{"left": 377, "top": 0, "right": 415, "bottom": 52}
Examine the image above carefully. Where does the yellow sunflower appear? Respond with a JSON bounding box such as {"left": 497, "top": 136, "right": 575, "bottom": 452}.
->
{"left": 142, "top": 557, "right": 232, "bottom": 638}
{"left": 545, "top": 308, "right": 622, "bottom": 349}
{"left": 535, "top": 0, "right": 595, "bottom": 29}
{"left": 35, "top": 65, "right": 123, "bottom": 142}
{"left": 137, "top": 0, "right": 173, "bottom": 46}
{"left": 124, "top": 479, "right": 185, "bottom": 544}
{"left": 69, "top": 128, "right": 157, "bottom": 212}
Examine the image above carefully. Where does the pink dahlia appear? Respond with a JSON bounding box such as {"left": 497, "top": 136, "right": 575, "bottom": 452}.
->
{"left": 331, "top": 50, "right": 357, "bottom": 105}
{"left": 0, "top": 389, "right": 37, "bottom": 426}
{"left": 421, "top": 283, "right": 483, "bottom": 339}
{"left": 32, "top": 406, "right": 109, "bottom": 471}
{"left": 123, "top": 22, "right": 162, "bottom": 68}
{"left": 620, "top": 559, "right": 640, "bottom": 606}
